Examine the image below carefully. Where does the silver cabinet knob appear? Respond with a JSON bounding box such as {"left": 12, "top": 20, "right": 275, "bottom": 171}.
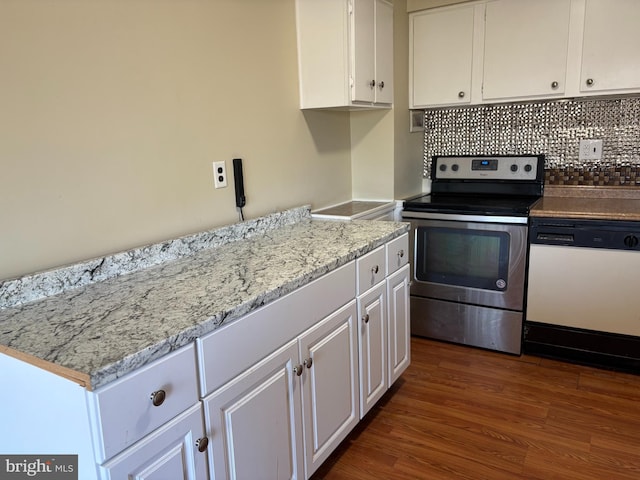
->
{"left": 363, "top": 314, "right": 370, "bottom": 324}
{"left": 150, "top": 390, "right": 166, "bottom": 407}
{"left": 458, "top": 91, "right": 465, "bottom": 98}
{"left": 397, "top": 249, "right": 405, "bottom": 258}
{"left": 379, "top": 81, "right": 385, "bottom": 89}
{"left": 551, "top": 81, "right": 559, "bottom": 89}
{"left": 586, "top": 78, "right": 594, "bottom": 87}
{"left": 293, "top": 365, "right": 303, "bottom": 376}
{"left": 369, "top": 79, "right": 376, "bottom": 88}
{"left": 195, "top": 437, "right": 209, "bottom": 453}
{"left": 371, "top": 265, "right": 379, "bottom": 274}
{"left": 304, "top": 358, "right": 313, "bottom": 369}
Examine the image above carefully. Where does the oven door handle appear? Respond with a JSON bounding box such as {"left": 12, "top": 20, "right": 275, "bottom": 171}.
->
{"left": 401, "top": 211, "right": 528, "bottom": 225}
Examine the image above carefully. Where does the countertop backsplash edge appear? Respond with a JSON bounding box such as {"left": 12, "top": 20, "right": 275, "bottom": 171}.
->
{"left": 0, "top": 206, "right": 312, "bottom": 310}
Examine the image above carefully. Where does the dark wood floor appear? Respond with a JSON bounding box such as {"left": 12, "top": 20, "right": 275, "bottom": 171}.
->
{"left": 311, "top": 336, "right": 640, "bottom": 480}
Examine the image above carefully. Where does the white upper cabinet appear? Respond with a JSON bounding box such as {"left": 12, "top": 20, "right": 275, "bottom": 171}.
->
{"left": 374, "top": 0, "right": 394, "bottom": 104}
{"left": 296, "top": 0, "right": 393, "bottom": 109}
{"left": 482, "top": 0, "right": 572, "bottom": 101}
{"left": 410, "top": 0, "right": 640, "bottom": 106}
{"left": 410, "top": 3, "right": 482, "bottom": 108}
{"left": 577, "top": 0, "right": 640, "bottom": 95}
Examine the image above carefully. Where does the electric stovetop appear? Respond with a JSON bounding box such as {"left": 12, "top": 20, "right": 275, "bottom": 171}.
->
{"left": 403, "top": 193, "right": 542, "bottom": 216}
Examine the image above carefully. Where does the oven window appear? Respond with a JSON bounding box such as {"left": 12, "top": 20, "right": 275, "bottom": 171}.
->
{"left": 416, "top": 227, "right": 510, "bottom": 291}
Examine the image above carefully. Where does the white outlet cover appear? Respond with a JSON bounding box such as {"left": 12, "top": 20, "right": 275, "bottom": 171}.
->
{"left": 213, "top": 161, "right": 227, "bottom": 188}
{"left": 579, "top": 139, "right": 603, "bottom": 161}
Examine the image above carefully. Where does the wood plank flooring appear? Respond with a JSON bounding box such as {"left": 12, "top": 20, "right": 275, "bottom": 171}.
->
{"left": 311, "top": 336, "right": 640, "bottom": 480}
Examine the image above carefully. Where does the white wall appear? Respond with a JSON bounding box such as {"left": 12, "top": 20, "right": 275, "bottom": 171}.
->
{"left": 0, "top": 0, "right": 353, "bottom": 280}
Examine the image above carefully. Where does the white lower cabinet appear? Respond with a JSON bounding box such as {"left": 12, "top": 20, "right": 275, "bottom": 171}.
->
{"left": 198, "top": 236, "right": 410, "bottom": 479}
{"left": 203, "top": 301, "right": 358, "bottom": 480}
{"left": 203, "top": 339, "right": 304, "bottom": 480}
{"left": 89, "top": 343, "right": 208, "bottom": 480}
{"left": 357, "top": 282, "right": 387, "bottom": 417}
{"left": 357, "top": 234, "right": 411, "bottom": 419}
{"left": 89, "top": 344, "right": 200, "bottom": 463}
{"left": 0, "top": 236, "right": 410, "bottom": 480}
{"left": 100, "top": 404, "right": 208, "bottom": 480}
{"left": 299, "top": 301, "right": 360, "bottom": 476}
{"left": 387, "top": 264, "right": 411, "bottom": 385}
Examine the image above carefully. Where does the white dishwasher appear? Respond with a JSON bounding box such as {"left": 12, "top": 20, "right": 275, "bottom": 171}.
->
{"left": 525, "top": 217, "right": 640, "bottom": 373}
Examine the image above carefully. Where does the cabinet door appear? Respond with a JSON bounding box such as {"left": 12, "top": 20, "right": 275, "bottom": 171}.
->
{"left": 101, "top": 404, "right": 208, "bottom": 480}
{"left": 483, "top": 0, "right": 571, "bottom": 101}
{"left": 299, "top": 301, "right": 359, "bottom": 477}
{"left": 580, "top": 0, "right": 640, "bottom": 94}
{"left": 357, "top": 283, "right": 387, "bottom": 417}
{"left": 374, "top": 0, "right": 393, "bottom": 104}
{"left": 410, "top": 5, "right": 478, "bottom": 107}
{"left": 351, "top": 0, "right": 376, "bottom": 103}
{"left": 387, "top": 265, "right": 411, "bottom": 386}
{"left": 203, "top": 339, "right": 304, "bottom": 480}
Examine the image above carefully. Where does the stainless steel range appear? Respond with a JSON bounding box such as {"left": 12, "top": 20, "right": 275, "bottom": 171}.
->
{"left": 402, "top": 155, "right": 545, "bottom": 354}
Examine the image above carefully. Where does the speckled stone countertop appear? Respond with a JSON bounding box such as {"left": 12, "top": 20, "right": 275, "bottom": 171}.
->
{"left": 0, "top": 206, "right": 408, "bottom": 391}
{"left": 531, "top": 186, "right": 640, "bottom": 221}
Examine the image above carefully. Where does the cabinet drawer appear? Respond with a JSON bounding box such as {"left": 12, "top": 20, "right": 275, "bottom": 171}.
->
{"left": 356, "top": 245, "right": 386, "bottom": 294}
{"left": 386, "top": 233, "right": 409, "bottom": 276}
{"left": 89, "top": 343, "right": 199, "bottom": 462}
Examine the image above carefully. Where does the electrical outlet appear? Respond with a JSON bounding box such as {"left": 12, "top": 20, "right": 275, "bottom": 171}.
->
{"left": 579, "top": 139, "right": 603, "bottom": 161}
{"left": 213, "top": 161, "right": 227, "bottom": 189}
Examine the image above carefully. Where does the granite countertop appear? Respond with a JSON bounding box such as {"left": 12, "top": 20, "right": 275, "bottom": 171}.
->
{"left": 0, "top": 207, "right": 408, "bottom": 391}
{"left": 531, "top": 186, "right": 640, "bottom": 221}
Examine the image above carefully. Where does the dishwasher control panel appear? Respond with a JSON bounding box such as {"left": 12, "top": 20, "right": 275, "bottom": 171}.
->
{"left": 530, "top": 218, "right": 640, "bottom": 250}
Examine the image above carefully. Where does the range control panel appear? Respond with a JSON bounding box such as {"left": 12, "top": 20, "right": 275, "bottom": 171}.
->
{"left": 433, "top": 156, "right": 540, "bottom": 181}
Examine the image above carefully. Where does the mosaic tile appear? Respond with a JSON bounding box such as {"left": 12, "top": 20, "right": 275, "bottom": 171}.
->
{"left": 422, "top": 96, "right": 640, "bottom": 186}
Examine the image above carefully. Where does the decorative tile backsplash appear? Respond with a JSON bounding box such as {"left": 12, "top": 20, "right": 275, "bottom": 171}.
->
{"left": 422, "top": 96, "right": 640, "bottom": 186}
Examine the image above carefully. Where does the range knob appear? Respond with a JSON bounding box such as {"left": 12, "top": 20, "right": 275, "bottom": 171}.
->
{"left": 510, "top": 164, "right": 518, "bottom": 172}
{"left": 624, "top": 235, "right": 638, "bottom": 248}
{"left": 439, "top": 164, "right": 447, "bottom": 172}
{"left": 524, "top": 164, "right": 533, "bottom": 172}
{"left": 451, "top": 164, "right": 459, "bottom": 172}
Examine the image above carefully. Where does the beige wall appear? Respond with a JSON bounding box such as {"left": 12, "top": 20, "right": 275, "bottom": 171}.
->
{"left": 0, "top": 0, "right": 422, "bottom": 281}
{"left": 0, "top": 0, "right": 355, "bottom": 280}
{"left": 394, "top": 0, "right": 425, "bottom": 199}
{"left": 350, "top": 109, "right": 395, "bottom": 200}
{"left": 350, "top": 0, "right": 423, "bottom": 202}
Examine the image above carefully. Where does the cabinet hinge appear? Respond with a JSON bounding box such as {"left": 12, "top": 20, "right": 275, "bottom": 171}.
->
{"left": 349, "top": 76, "right": 354, "bottom": 89}
{"left": 348, "top": 0, "right": 353, "bottom": 15}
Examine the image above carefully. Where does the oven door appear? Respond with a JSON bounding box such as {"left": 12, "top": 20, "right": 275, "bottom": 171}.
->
{"left": 405, "top": 213, "right": 528, "bottom": 311}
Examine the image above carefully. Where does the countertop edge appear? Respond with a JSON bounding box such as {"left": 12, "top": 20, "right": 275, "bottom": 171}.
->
{"left": 0, "top": 344, "right": 92, "bottom": 390}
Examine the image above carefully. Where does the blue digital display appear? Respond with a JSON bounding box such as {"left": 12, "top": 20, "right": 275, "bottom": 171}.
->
{"left": 472, "top": 159, "right": 498, "bottom": 170}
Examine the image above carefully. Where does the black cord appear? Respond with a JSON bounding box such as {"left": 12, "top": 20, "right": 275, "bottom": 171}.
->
{"left": 239, "top": 207, "right": 244, "bottom": 222}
